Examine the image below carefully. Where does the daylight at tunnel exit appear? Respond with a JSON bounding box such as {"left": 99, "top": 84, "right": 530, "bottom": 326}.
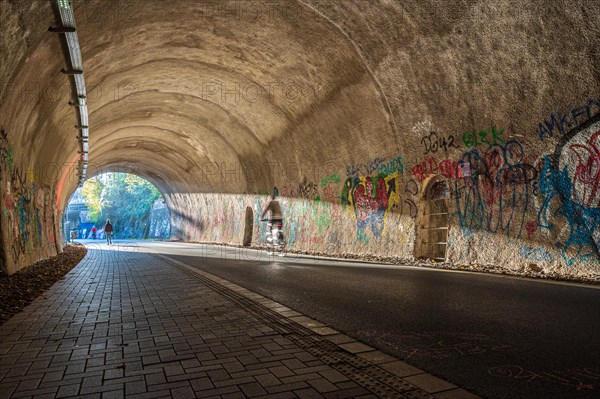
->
{"left": 0, "top": 1, "right": 599, "bottom": 398}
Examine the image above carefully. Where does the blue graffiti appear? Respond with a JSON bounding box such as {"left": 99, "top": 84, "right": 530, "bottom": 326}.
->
{"left": 537, "top": 98, "right": 600, "bottom": 141}
{"left": 538, "top": 157, "right": 600, "bottom": 265}
{"left": 346, "top": 157, "right": 385, "bottom": 179}
{"left": 519, "top": 245, "right": 555, "bottom": 263}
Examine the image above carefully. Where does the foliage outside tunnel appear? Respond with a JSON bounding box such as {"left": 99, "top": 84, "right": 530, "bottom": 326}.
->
{"left": 65, "top": 173, "right": 170, "bottom": 240}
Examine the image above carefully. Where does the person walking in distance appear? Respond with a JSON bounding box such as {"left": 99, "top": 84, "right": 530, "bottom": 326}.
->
{"left": 104, "top": 219, "right": 114, "bottom": 245}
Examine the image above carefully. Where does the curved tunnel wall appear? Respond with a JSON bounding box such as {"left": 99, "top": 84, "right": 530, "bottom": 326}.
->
{"left": 0, "top": 0, "right": 598, "bottom": 277}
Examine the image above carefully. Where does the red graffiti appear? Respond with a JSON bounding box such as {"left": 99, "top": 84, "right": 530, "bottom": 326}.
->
{"left": 526, "top": 221, "right": 538, "bottom": 239}
{"left": 353, "top": 177, "right": 389, "bottom": 224}
{"left": 4, "top": 193, "right": 14, "bottom": 210}
{"left": 323, "top": 185, "right": 338, "bottom": 202}
{"left": 569, "top": 130, "right": 600, "bottom": 207}
{"left": 412, "top": 157, "right": 471, "bottom": 182}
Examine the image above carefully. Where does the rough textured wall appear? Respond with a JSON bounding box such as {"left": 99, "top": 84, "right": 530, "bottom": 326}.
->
{"left": 0, "top": 1, "right": 66, "bottom": 274}
{"left": 0, "top": 125, "right": 60, "bottom": 274}
{"left": 0, "top": 0, "right": 598, "bottom": 278}
{"left": 165, "top": 0, "right": 600, "bottom": 278}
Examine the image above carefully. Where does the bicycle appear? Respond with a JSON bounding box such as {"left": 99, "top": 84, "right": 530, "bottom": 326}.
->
{"left": 261, "top": 219, "right": 286, "bottom": 256}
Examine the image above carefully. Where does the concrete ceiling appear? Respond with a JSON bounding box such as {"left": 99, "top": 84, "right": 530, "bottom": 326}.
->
{"left": 0, "top": 0, "right": 598, "bottom": 208}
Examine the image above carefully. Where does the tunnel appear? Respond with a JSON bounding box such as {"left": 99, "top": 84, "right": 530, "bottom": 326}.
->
{"left": 0, "top": 0, "right": 599, "bottom": 278}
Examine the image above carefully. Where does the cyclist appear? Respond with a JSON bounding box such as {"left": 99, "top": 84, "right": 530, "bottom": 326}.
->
{"left": 261, "top": 195, "right": 284, "bottom": 255}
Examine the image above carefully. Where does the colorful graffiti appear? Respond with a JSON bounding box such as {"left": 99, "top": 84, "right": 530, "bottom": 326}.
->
{"left": 2, "top": 178, "right": 55, "bottom": 264}
{"left": 453, "top": 140, "right": 537, "bottom": 239}
{"left": 342, "top": 176, "right": 390, "bottom": 239}
{"left": 537, "top": 114, "right": 600, "bottom": 265}
{"left": 537, "top": 98, "right": 600, "bottom": 141}
{"left": 340, "top": 171, "right": 408, "bottom": 242}
{"left": 0, "top": 127, "right": 59, "bottom": 271}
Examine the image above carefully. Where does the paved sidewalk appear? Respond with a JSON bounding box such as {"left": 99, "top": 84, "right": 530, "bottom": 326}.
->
{"left": 0, "top": 247, "right": 477, "bottom": 399}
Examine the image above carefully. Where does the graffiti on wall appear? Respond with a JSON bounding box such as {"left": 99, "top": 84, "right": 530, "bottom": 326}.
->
{"left": 453, "top": 139, "right": 538, "bottom": 240}
{"left": 537, "top": 98, "right": 600, "bottom": 141}
{"left": 537, "top": 114, "right": 600, "bottom": 265}
{"left": 421, "top": 131, "right": 460, "bottom": 155}
{"left": 411, "top": 156, "right": 472, "bottom": 183}
{"left": 346, "top": 157, "right": 385, "bottom": 179}
{"left": 341, "top": 174, "right": 397, "bottom": 241}
{"left": 0, "top": 127, "right": 57, "bottom": 269}
{"left": 340, "top": 172, "right": 418, "bottom": 242}
{"left": 377, "top": 156, "right": 406, "bottom": 175}
{"left": 279, "top": 177, "right": 320, "bottom": 201}
{"left": 321, "top": 172, "right": 341, "bottom": 188}
{"left": 299, "top": 177, "right": 320, "bottom": 201}
{"left": 462, "top": 127, "right": 506, "bottom": 149}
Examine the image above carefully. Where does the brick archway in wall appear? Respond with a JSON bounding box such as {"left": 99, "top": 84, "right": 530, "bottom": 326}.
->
{"left": 414, "top": 175, "right": 450, "bottom": 261}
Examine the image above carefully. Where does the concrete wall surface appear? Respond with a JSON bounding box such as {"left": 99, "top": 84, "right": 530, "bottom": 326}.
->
{"left": 0, "top": 0, "right": 598, "bottom": 277}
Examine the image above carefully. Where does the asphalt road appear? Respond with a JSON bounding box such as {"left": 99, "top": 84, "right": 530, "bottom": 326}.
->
{"left": 87, "top": 240, "right": 600, "bottom": 399}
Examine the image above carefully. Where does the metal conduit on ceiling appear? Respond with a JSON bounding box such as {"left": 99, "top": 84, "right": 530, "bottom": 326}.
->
{"left": 52, "top": 0, "right": 89, "bottom": 186}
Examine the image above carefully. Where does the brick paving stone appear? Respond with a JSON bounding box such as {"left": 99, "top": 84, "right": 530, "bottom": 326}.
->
{"left": 214, "top": 376, "right": 256, "bottom": 388}
{"left": 280, "top": 372, "right": 323, "bottom": 384}
{"left": 308, "top": 378, "right": 339, "bottom": 393}
{"left": 267, "top": 381, "right": 311, "bottom": 394}
{"left": 125, "top": 380, "right": 147, "bottom": 395}
{"left": 167, "top": 370, "right": 207, "bottom": 383}
{"left": 295, "top": 388, "right": 326, "bottom": 399}
{"left": 239, "top": 381, "right": 268, "bottom": 397}
{"left": 254, "top": 393, "right": 297, "bottom": 399}
{"left": 169, "top": 385, "right": 196, "bottom": 399}
{"left": 222, "top": 392, "right": 248, "bottom": 399}
{"left": 0, "top": 248, "right": 471, "bottom": 399}
{"left": 255, "top": 373, "right": 281, "bottom": 387}
{"left": 318, "top": 369, "right": 349, "bottom": 384}
{"left": 269, "top": 365, "right": 295, "bottom": 378}
{"left": 190, "top": 377, "right": 214, "bottom": 391}
{"left": 193, "top": 385, "right": 241, "bottom": 396}
{"left": 223, "top": 360, "right": 245, "bottom": 373}
{"left": 55, "top": 383, "right": 80, "bottom": 398}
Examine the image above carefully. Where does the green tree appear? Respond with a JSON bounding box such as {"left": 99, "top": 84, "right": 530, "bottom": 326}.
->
{"left": 81, "top": 178, "right": 104, "bottom": 222}
{"left": 81, "top": 173, "right": 162, "bottom": 239}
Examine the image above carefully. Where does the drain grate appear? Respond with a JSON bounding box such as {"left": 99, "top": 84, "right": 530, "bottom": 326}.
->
{"left": 160, "top": 256, "right": 437, "bottom": 398}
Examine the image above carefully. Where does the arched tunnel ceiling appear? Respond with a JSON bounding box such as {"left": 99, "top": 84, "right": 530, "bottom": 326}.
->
{"left": 71, "top": 0, "right": 397, "bottom": 204}
{"left": 0, "top": 0, "right": 598, "bottom": 210}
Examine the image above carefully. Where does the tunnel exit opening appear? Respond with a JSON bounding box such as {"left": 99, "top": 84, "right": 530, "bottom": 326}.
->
{"left": 64, "top": 172, "right": 170, "bottom": 242}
